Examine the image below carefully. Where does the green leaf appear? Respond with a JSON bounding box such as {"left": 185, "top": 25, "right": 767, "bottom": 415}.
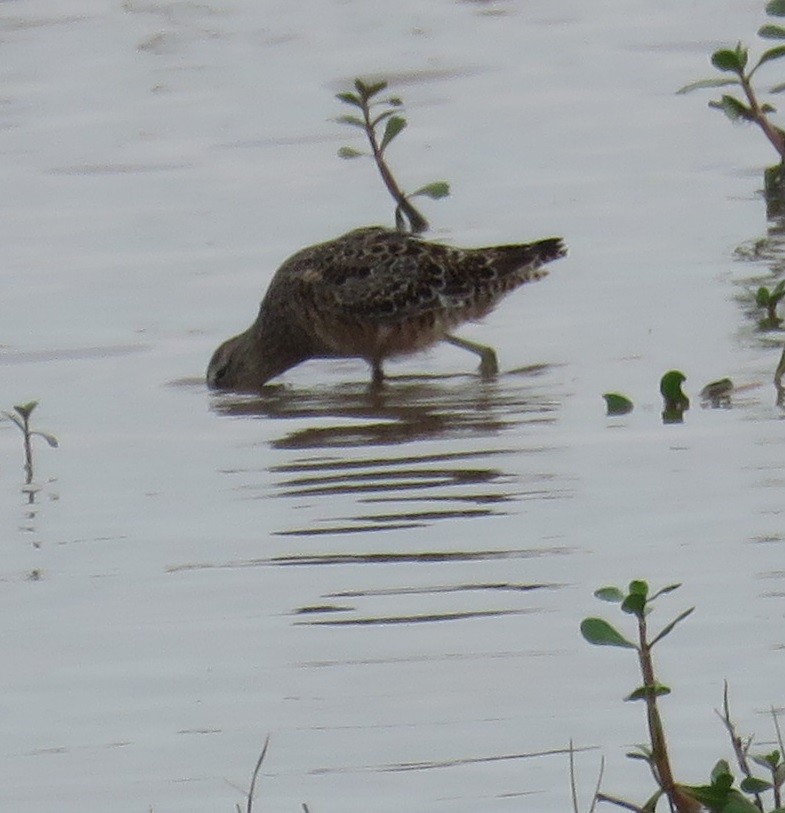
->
{"left": 628, "top": 580, "right": 649, "bottom": 597}
{"left": 767, "top": 0, "right": 785, "bottom": 17}
{"left": 759, "top": 24, "right": 785, "bottom": 39}
{"left": 379, "top": 115, "right": 406, "bottom": 152}
{"left": 602, "top": 392, "right": 634, "bottom": 415}
{"left": 366, "top": 81, "right": 388, "bottom": 98}
{"left": 621, "top": 592, "right": 646, "bottom": 617}
{"left": 712, "top": 47, "right": 746, "bottom": 74}
{"left": 386, "top": 96, "right": 404, "bottom": 106}
{"left": 751, "top": 751, "right": 780, "bottom": 770}
{"left": 410, "top": 181, "right": 450, "bottom": 199}
{"left": 625, "top": 682, "right": 671, "bottom": 701}
{"left": 649, "top": 583, "right": 682, "bottom": 601}
{"left": 355, "top": 79, "right": 387, "bottom": 99}
{"left": 31, "top": 431, "right": 58, "bottom": 448}
{"left": 580, "top": 617, "right": 637, "bottom": 649}
{"left": 594, "top": 586, "right": 625, "bottom": 603}
{"left": 336, "top": 92, "right": 362, "bottom": 108}
{"left": 677, "top": 77, "right": 741, "bottom": 94}
{"left": 650, "top": 606, "right": 695, "bottom": 647}
{"left": 771, "top": 81, "right": 785, "bottom": 93}
{"left": 740, "top": 776, "right": 772, "bottom": 793}
{"left": 712, "top": 760, "right": 734, "bottom": 784}
{"left": 335, "top": 114, "right": 366, "bottom": 128}
{"left": 755, "top": 44, "right": 785, "bottom": 74}
{"left": 14, "top": 401, "right": 38, "bottom": 420}
{"left": 1, "top": 411, "right": 25, "bottom": 432}
{"left": 371, "top": 109, "right": 398, "bottom": 128}
{"left": 337, "top": 146, "right": 364, "bottom": 159}
{"left": 757, "top": 286, "right": 772, "bottom": 306}
{"left": 775, "top": 762, "right": 785, "bottom": 787}
{"left": 709, "top": 95, "right": 753, "bottom": 121}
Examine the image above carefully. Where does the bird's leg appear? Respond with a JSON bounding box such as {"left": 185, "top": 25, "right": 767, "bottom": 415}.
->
{"left": 444, "top": 334, "right": 499, "bottom": 378}
{"left": 370, "top": 359, "right": 385, "bottom": 388}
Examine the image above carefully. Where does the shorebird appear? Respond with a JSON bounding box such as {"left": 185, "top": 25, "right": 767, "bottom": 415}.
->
{"left": 207, "top": 226, "right": 566, "bottom": 391}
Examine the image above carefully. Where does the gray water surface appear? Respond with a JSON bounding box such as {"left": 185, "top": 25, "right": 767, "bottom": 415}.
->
{"left": 2, "top": 1, "right": 784, "bottom": 811}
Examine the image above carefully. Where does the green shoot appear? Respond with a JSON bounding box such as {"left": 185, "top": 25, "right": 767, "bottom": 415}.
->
{"left": 336, "top": 78, "right": 450, "bottom": 233}
{"left": 2, "top": 400, "right": 58, "bottom": 483}
{"left": 581, "top": 580, "right": 699, "bottom": 813}
{"left": 602, "top": 393, "right": 634, "bottom": 416}
{"left": 678, "top": 1, "right": 785, "bottom": 164}
{"left": 756, "top": 280, "right": 785, "bottom": 328}
{"left": 660, "top": 370, "right": 689, "bottom": 424}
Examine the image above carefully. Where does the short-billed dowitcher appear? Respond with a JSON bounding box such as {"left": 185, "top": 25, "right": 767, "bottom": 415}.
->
{"left": 207, "top": 226, "right": 566, "bottom": 390}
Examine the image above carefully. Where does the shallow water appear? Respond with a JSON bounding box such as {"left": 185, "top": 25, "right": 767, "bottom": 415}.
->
{"left": 2, "top": 1, "right": 785, "bottom": 811}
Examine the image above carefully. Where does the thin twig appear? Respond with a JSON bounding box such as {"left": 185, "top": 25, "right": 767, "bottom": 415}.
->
{"left": 588, "top": 756, "right": 606, "bottom": 813}
{"left": 569, "top": 740, "right": 580, "bottom": 813}
{"left": 246, "top": 735, "right": 271, "bottom": 813}
{"left": 595, "top": 792, "right": 646, "bottom": 812}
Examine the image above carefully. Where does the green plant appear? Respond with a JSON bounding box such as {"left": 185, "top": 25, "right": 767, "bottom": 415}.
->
{"left": 581, "top": 580, "right": 785, "bottom": 813}
{"left": 756, "top": 280, "right": 785, "bottom": 327}
{"left": 678, "top": 1, "right": 785, "bottom": 164}
{"left": 336, "top": 78, "right": 450, "bottom": 233}
{"left": 2, "top": 400, "right": 58, "bottom": 482}
{"left": 581, "top": 580, "right": 697, "bottom": 813}
{"left": 603, "top": 392, "right": 634, "bottom": 416}
{"left": 660, "top": 370, "right": 689, "bottom": 424}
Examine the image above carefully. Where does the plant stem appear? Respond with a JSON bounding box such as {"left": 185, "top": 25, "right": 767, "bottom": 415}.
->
{"left": 636, "top": 616, "right": 698, "bottom": 813}
{"left": 739, "top": 73, "right": 785, "bottom": 162}
{"left": 359, "top": 97, "right": 429, "bottom": 233}
{"left": 21, "top": 415, "right": 33, "bottom": 484}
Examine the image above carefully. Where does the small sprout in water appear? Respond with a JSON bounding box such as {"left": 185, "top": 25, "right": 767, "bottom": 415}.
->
{"left": 700, "top": 377, "right": 734, "bottom": 408}
{"left": 755, "top": 280, "right": 785, "bottom": 329}
{"left": 602, "top": 392, "right": 634, "bottom": 415}
{"left": 335, "top": 77, "right": 450, "bottom": 233}
{"left": 678, "top": 2, "right": 785, "bottom": 164}
{"left": 660, "top": 370, "right": 689, "bottom": 424}
{"left": 2, "top": 400, "right": 58, "bottom": 483}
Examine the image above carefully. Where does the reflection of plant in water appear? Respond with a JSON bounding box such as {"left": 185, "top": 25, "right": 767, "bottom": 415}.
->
{"left": 581, "top": 580, "right": 785, "bottom": 813}
{"left": 756, "top": 279, "right": 785, "bottom": 327}
{"left": 678, "top": 1, "right": 785, "bottom": 167}
{"left": 2, "top": 400, "right": 58, "bottom": 484}
{"left": 336, "top": 78, "right": 450, "bottom": 233}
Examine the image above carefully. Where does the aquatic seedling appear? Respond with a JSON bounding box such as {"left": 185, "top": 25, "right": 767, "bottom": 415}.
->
{"left": 2, "top": 400, "right": 58, "bottom": 482}
{"left": 660, "top": 370, "right": 689, "bottom": 423}
{"left": 581, "top": 580, "right": 698, "bottom": 813}
{"left": 602, "top": 392, "right": 634, "bottom": 415}
{"left": 678, "top": 1, "right": 785, "bottom": 166}
{"left": 581, "top": 581, "right": 785, "bottom": 813}
{"left": 756, "top": 280, "right": 785, "bottom": 328}
{"left": 700, "top": 377, "right": 734, "bottom": 407}
{"left": 336, "top": 78, "right": 450, "bottom": 233}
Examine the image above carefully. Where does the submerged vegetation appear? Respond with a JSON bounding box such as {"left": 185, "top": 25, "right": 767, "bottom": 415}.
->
{"left": 2, "top": 400, "right": 58, "bottom": 484}
{"left": 581, "top": 581, "right": 785, "bottom": 813}
{"left": 335, "top": 78, "right": 450, "bottom": 233}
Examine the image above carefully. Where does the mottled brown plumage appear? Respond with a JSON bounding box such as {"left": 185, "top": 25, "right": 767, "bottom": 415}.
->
{"left": 207, "top": 226, "right": 566, "bottom": 390}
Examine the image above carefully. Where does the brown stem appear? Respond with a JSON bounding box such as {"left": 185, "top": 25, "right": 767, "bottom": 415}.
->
{"left": 740, "top": 73, "right": 785, "bottom": 162}
{"left": 360, "top": 98, "right": 429, "bottom": 233}
{"left": 22, "top": 417, "right": 33, "bottom": 484}
{"left": 637, "top": 617, "right": 699, "bottom": 813}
